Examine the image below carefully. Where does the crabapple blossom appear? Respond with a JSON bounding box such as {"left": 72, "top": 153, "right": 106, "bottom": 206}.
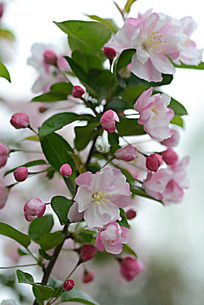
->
{"left": 115, "top": 144, "right": 137, "bottom": 161}
{"left": 100, "top": 110, "right": 120, "bottom": 133}
{"left": 43, "top": 49, "right": 57, "bottom": 65}
{"left": 0, "top": 143, "right": 9, "bottom": 168}
{"left": 161, "top": 148, "right": 178, "bottom": 165}
{"left": 82, "top": 269, "right": 94, "bottom": 283}
{"left": 143, "top": 156, "right": 189, "bottom": 204}
{"left": 146, "top": 153, "right": 163, "bottom": 172}
{"left": 24, "top": 198, "right": 46, "bottom": 222}
{"left": 0, "top": 184, "right": 8, "bottom": 209}
{"left": 70, "top": 167, "right": 131, "bottom": 229}
{"left": 59, "top": 163, "right": 72, "bottom": 176}
{"left": 134, "top": 87, "right": 174, "bottom": 141}
{"left": 96, "top": 222, "right": 130, "bottom": 254}
{"left": 72, "top": 85, "right": 85, "bottom": 98}
{"left": 63, "top": 279, "right": 75, "bottom": 291}
{"left": 10, "top": 113, "right": 30, "bottom": 129}
{"left": 120, "top": 257, "right": 144, "bottom": 281}
{"left": 13, "top": 167, "right": 28, "bottom": 182}
{"left": 160, "top": 128, "right": 180, "bottom": 147}
{"left": 103, "top": 47, "right": 116, "bottom": 60}
{"left": 80, "top": 244, "right": 97, "bottom": 262}
{"left": 126, "top": 209, "right": 137, "bottom": 220}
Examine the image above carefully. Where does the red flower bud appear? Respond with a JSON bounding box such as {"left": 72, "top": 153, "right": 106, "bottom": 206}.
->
{"left": 146, "top": 153, "right": 163, "bottom": 172}
{"left": 82, "top": 269, "right": 94, "bottom": 283}
{"left": 120, "top": 257, "right": 143, "bottom": 281}
{"left": 59, "top": 163, "right": 72, "bottom": 176}
{"left": 63, "top": 279, "right": 75, "bottom": 291}
{"left": 0, "top": 143, "right": 9, "bottom": 168}
{"left": 0, "top": 3, "right": 4, "bottom": 19}
{"left": 103, "top": 47, "right": 116, "bottom": 60}
{"left": 80, "top": 244, "right": 97, "bottom": 262}
{"left": 43, "top": 50, "right": 57, "bottom": 65}
{"left": 14, "top": 167, "right": 28, "bottom": 182}
{"left": 161, "top": 148, "right": 178, "bottom": 165}
{"left": 10, "top": 113, "right": 29, "bottom": 129}
{"left": 126, "top": 209, "right": 137, "bottom": 220}
{"left": 72, "top": 86, "right": 85, "bottom": 98}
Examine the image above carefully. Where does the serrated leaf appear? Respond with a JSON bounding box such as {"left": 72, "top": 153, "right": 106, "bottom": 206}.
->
{"left": 124, "top": 0, "right": 137, "bottom": 13}
{"left": 40, "top": 231, "right": 65, "bottom": 251}
{"left": 28, "top": 215, "right": 54, "bottom": 243}
{"left": 4, "top": 159, "right": 47, "bottom": 176}
{"left": 39, "top": 112, "right": 94, "bottom": 137}
{"left": 122, "top": 244, "right": 138, "bottom": 257}
{"left": 86, "top": 15, "right": 118, "bottom": 33}
{"left": 61, "top": 288, "right": 100, "bottom": 305}
{"left": 0, "top": 62, "right": 11, "bottom": 82}
{"left": 0, "top": 222, "right": 31, "bottom": 248}
{"left": 32, "top": 82, "right": 73, "bottom": 102}
{"left": 16, "top": 270, "right": 34, "bottom": 285}
{"left": 33, "top": 284, "right": 54, "bottom": 304}
{"left": 51, "top": 196, "right": 72, "bottom": 225}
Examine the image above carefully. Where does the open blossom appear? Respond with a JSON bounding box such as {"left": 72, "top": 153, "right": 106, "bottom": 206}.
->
{"left": 96, "top": 222, "right": 130, "bottom": 254}
{"left": 0, "top": 143, "right": 9, "bottom": 168}
{"left": 27, "top": 43, "right": 68, "bottom": 93}
{"left": 0, "top": 184, "right": 8, "bottom": 209}
{"left": 115, "top": 145, "right": 137, "bottom": 161}
{"left": 160, "top": 128, "right": 180, "bottom": 147}
{"left": 134, "top": 87, "right": 174, "bottom": 141}
{"left": 120, "top": 257, "right": 144, "bottom": 281}
{"left": 143, "top": 156, "right": 189, "bottom": 204}
{"left": 68, "top": 167, "right": 131, "bottom": 229}
{"left": 24, "top": 198, "right": 46, "bottom": 222}
{"left": 104, "top": 10, "right": 202, "bottom": 82}
{"left": 100, "top": 110, "right": 120, "bottom": 133}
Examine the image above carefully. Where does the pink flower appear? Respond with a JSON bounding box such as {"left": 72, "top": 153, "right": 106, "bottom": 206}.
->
{"left": 69, "top": 167, "right": 131, "bottom": 229}
{"left": 0, "top": 184, "right": 8, "bottom": 209}
{"left": 104, "top": 9, "right": 183, "bottom": 82}
{"left": 120, "top": 257, "right": 144, "bottom": 281}
{"left": 10, "top": 113, "right": 30, "bottom": 129}
{"left": 57, "top": 55, "right": 69, "bottom": 71}
{"left": 80, "top": 244, "right": 97, "bottom": 262}
{"left": 0, "top": 143, "right": 9, "bottom": 168}
{"left": 63, "top": 279, "right": 75, "bottom": 291}
{"left": 43, "top": 49, "right": 57, "bottom": 65}
{"left": 59, "top": 163, "right": 72, "bottom": 176}
{"left": 72, "top": 85, "right": 85, "bottom": 98}
{"left": 143, "top": 156, "right": 189, "bottom": 204}
{"left": 24, "top": 198, "right": 46, "bottom": 222}
{"left": 96, "top": 222, "right": 130, "bottom": 254}
{"left": 13, "top": 167, "right": 28, "bottom": 182}
{"left": 160, "top": 128, "right": 180, "bottom": 147}
{"left": 134, "top": 87, "right": 174, "bottom": 141}
{"left": 146, "top": 153, "right": 163, "bottom": 172}
{"left": 161, "top": 148, "right": 178, "bottom": 165}
{"left": 82, "top": 270, "right": 94, "bottom": 283}
{"left": 115, "top": 145, "right": 137, "bottom": 161}
{"left": 100, "top": 110, "right": 120, "bottom": 133}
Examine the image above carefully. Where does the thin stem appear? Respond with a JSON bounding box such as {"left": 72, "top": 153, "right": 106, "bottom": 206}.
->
{"left": 85, "top": 129, "right": 101, "bottom": 169}
{"left": 26, "top": 248, "right": 41, "bottom": 265}
{"left": 28, "top": 125, "right": 38, "bottom": 135}
{"left": 0, "top": 263, "right": 38, "bottom": 269}
{"left": 10, "top": 149, "right": 42, "bottom": 154}
{"left": 103, "top": 156, "right": 115, "bottom": 168}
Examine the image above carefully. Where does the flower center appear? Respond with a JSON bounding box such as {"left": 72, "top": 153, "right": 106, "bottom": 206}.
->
{"left": 150, "top": 105, "right": 158, "bottom": 119}
{"left": 143, "top": 32, "right": 166, "bottom": 54}
{"left": 92, "top": 191, "right": 112, "bottom": 206}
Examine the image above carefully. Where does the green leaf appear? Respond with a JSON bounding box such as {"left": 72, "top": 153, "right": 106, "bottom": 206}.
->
{"left": 40, "top": 231, "right": 65, "bottom": 251}
{"left": 32, "top": 82, "right": 73, "bottom": 102}
{"left": 0, "top": 28, "right": 15, "bottom": 41}
{"left": 4, "top": 159, "right": 47, "bottom": 176}
{"left": 39, "top": 249, "right": 54, "bottom": 260}
{"left": 28, "top": 215, "right": 54, "bottom": 243}
{"left": 170, "top": 115, "right": 184, "bottom": 128}
{"left": 51, "top": 196, "right": 73, "bottom": 225}
{"left": 124, "top": 0, "right": 137, "bottom": 13}
{"left": 169, "top": 98, "right": 188, "bottom": 116}
{"left": 39, "top": 112, "right": 94, "bottom": 137}
{"left": 115, "top": 49, "right": 136, "bottom": 88}
{"left": 40, "top": 132, "right": 74, "bottom": 171}
{"left": 17, "top": 248, "right": 29, "bottom": 256}
{"left": 33, "top": 284, "right": 54, "bottom": 304}
{"left": 0, "top": 222, "right": 31, "bottom": 248}
{"left": 74, "top": 122, "right": 99, "bottom": 151}
{"left": 174, "top": 61, "right": 204, "bottom": 69}
{"left": 117, "top": 117, "right": 145, "bottom": 136}
{"left": 86, "top": 15, "right": 118, "bottom": 33}
{"left": 131, "top": 186, "right": 163, "bottom": 204}
{"left": 0, "top": 62, "right": 11, "bottom": 82}
{"left": 61, "top": 288, "right": 100, "bottom": 305}
{"left": 122, "top": 244, "right": 138, "bottom": 257}
{"left": 72, "top": 50, "right": 103, "bottom": 72}
{"left": 121, "top": 84, "right": 148, "bottom": 106}
{"left": 117, "top": 208, "right": 130, "bottom": 228}
{"left": 107, "top": 97, "right": 128, "bottom": 112}
{"left": 24, "top": 135, "right": 40, "bottom": 142}
{"left": 16, "top": 270, "right": 34, "bottom": 285}
{"left": 54, "top": 20, "right": 111, "bottom": 60}
{"left": 108, "top": 133, "right": 120, "bottom": 154}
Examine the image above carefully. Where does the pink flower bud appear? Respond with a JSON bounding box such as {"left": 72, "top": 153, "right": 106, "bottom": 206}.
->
{"left": 0, "top": 184, "right": 8, "bottom": 209}
{"left": 10, "top": 113, "right": 29, "bottom": 129}
{"left": 13, "top": 167, "right": 28, "bottom": 182}
{"left": 0, "top": 3, "right": 4, "bottom": 19}
{"left": 103, "top": 47, "right": 116, "bottom": 60}
{"left": 80, "top": 244, "right": 97, "bottom": 262}
{"left": 146, "top": 153, "right": 163, "bottom": 172}
{"left": 161, "top": 148, "right": 178, "bottom": 165}
{"left": 120, "top": 257, "right": 144, "bottom": 281}
{"left": 115, "top": 145, "right": 137, "bottom": 161}
{"left": 82, "top": 270, "right": 94, "bottom": 283}
{"left": 59, "top": 163, "right": 72, "bottom": 176}
{"left": 0, "top": 143, "right": 9, "bottom": 168}
{"left": 24, "top": 198, "right": 46, "bottom": 222}
{"left": 160, "top": 129, "right": 180, "bottom": 147}
{"left": 100, "top": 110, "right": 119, "bottom": 133}
{"left": 63, "top": 279, "right": 75, "bottom": 291}
{"left": 126, "top": 209, "right": 136, "bottom": 220}
{"left": 72, "top": 86, "right": 85, "bottom": 98}
{"left": 57, "top": 55, "right": 69, "bottom": 71}
{"left": 43, "top": 50, "right": 57, "bottom": 65}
